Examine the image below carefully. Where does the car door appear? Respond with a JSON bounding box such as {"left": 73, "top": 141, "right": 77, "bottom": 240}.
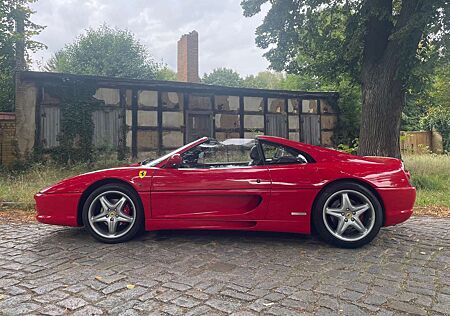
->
{"left": 150, "top": 142, "right": 271, "bottom": 221}
{"left": 260, "top": 141, "right": 320, "bottom": 224}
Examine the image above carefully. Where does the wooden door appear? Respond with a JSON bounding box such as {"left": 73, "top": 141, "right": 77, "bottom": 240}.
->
{"left": 186, "top": 111, "right": 213, "bottom": 142}
{"left": 266, "top": 113, "right": 287, "bottom": 138}
{"left": 301, "top": 114, "right": 320, "bottom": 145}
{"left": 40, "top": 105, "right": 61, "bottom": 148}
{"left": 92, "top": 108, "right": 121, "bottom": 148}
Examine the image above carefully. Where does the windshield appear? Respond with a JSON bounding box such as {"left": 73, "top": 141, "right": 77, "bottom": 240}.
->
{"left": 143, "top": 138, "right": 207, "bottom": 167}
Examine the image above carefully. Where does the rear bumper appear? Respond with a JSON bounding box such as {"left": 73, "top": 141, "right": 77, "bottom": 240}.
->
{"left": 34, "top": 192, "right": 81, "bottom": 227}
{"left": 378, "top": 187, "right": 416, "bottom": 226}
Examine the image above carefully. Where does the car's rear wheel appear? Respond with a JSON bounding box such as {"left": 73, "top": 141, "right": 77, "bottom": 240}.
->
{"left": 82, "top": 183, "right": 144, "bottom": 243}
{"left": 313, "top": 182, "right": 383, "bottom": 248}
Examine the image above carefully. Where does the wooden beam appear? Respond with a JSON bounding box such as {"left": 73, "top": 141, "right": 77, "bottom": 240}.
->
{"left": 318, "top": 99, "right": 322, "bottom": 145}
{"left": 183, "top": 93, "right": 189, "bottom": 144}
{"left": 211, "top": 95, "right": 216, "bottom": 139}
{"left": 157, "top": 91, "right": 163, "bottom": 155}
{"left": 263, "top": 97, "right": 268, "bottom": 135}
{"left": 299, "top": 98, "right": 303, "bottom": 142}
{"left": 34, "top": 85, "right": 43, "bottom": 150}
{"left": 239, "top": 96, "right": 244, "bottom": 138}
{"left": 118, "top": 88, "right": 127, "bottom": 160}
{"left": 285, "top": 98, "right": 289, "bottom": 139}
{"left": 131, "top": 89, "right": 138, "bottom": 159}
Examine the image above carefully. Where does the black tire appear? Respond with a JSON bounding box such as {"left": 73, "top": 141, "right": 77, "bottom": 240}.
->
{"left": 312, "top": 181, "right": 383, "bottom": 248}
{"left": 82, "top": 183, "right": 144, "bottom": 243}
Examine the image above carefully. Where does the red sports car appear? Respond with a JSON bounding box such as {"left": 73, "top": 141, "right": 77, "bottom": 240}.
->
{"left": 35, "top": 136, "right": 415, "bottom": 248}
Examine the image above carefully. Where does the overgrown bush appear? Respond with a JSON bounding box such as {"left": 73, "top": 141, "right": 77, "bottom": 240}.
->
{"left": 420, "top": 106, "right": 450, "bottom": 152}
{"left": 337, "top": 138, "right": 359, "bottom": 154}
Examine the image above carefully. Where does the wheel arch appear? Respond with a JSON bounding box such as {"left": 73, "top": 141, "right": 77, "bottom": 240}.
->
{"left": 77, "top": 178, "right": 142, "bottom": 226}
{"left": 310, "top": 178, "right": 386, "bottom": 232}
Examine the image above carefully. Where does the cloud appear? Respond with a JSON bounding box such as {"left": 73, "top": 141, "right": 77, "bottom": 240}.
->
{"left": 30, "top": 0, "right": 270, "bottom": 76}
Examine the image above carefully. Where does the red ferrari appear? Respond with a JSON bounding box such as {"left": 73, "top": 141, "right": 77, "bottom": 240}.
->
{"left": 35, "top": 136, "right": 415, "bottom": 248}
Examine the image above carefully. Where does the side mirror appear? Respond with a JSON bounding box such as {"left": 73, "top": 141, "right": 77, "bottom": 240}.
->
{"left": 165, "top": 154, "right": 182, "bottom": 168}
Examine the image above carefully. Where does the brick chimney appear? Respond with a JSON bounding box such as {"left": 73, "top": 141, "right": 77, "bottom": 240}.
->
{"left": 177, "top": 31, "right": 200, "bottom": 83}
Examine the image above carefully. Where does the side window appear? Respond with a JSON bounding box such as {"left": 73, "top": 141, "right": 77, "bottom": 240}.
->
{"left": 180, "top": 139, "right": 255, "bottom": 168}
{"left": 261, "top": 142, "right": 308, "bottom": 165}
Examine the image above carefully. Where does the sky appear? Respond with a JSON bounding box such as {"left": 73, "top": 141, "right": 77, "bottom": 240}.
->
{"left": 29, "top": 0, "right": 271, "bottom": 76}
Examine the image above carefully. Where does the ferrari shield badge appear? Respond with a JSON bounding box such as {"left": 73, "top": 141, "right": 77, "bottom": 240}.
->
{"left": 138, "top": 170, "right": 147, "bottom": 179}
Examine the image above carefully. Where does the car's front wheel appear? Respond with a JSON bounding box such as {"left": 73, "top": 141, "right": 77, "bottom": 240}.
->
{"left": 82, "top": 183, "right": 144, "bottom": 243}
{"left": 313, "top": 182, "right": 383, "bottom": 248}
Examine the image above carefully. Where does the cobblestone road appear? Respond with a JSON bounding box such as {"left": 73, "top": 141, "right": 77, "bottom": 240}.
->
{"left": 0, "top": 217, "right": 449, "bottom": 316}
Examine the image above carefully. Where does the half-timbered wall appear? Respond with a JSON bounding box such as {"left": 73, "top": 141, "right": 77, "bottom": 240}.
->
{"left": 15, "top": 71, "right": 339, "bottom": 160}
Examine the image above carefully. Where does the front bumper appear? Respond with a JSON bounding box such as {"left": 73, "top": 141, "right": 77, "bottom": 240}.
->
{"left": 378, "top": 186, "right": 416, "bottom": 226}
{"left": 34, "top": 192, "right": 81, "bottom": 227}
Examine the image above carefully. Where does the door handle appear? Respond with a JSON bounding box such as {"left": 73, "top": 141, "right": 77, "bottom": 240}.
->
{"left": 256, "top": 179, "right": 261, "bottom": 183}
{"left": 249, "top": 179, "right": 263, "bottom": 184}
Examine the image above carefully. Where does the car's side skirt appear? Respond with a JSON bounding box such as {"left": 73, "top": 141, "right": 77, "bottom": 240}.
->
{"left": 145, "top": 219, "right": 310, "bottom": 235}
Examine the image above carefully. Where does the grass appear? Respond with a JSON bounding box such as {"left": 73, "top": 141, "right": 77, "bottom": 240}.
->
{"left": 403, "top": 154, "right": 450, "bottom": 209}
{"left": 0, "top": 154, "right": 449, "bottom": 216}
{"left": 0, "top": 160, "right": 121, "bottom": 209}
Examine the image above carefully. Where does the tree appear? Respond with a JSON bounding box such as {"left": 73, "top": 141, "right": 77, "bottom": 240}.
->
{"left": 0, "top": 0, "right": 44, "bottom": 111}
{"left": 46, "top": 25, "right": 160, "bottom": 80}
{"left": 279, "top": 73, "right": 321, "bottom": 91}
{"left": 242, "top": 0, "right": 450, "bottom": 157}
{"left": 419, "top": 59, "right": 450, "bottom": 150}
{"left": 421, "top": 106, "right": 450, "bottom": 151}
{"left": 155, "top": 66, "right": 177, "bottom": 81}
{"left": 202, "top": 67, "right": 243, "bottom": 87}
{"left": 242, "top": 71, "right": 284, "bottom": 89}
{"left": 428, "top": 59, "right": 450, "bottom": 108}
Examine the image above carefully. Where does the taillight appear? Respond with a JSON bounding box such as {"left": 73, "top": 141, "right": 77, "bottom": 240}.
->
{"left": 401, "top": 160, "right": 412, "bottom": 184}
{"left": 405, "top": 170, "right": 411, "bottom": 181}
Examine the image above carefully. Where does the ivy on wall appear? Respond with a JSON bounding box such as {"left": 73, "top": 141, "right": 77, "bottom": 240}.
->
{"left": 37, "top": 78, "right": 102, "bottom": 162}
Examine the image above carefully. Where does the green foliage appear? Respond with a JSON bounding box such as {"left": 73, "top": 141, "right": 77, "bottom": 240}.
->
{"left": 242, "top": 0, "right": 450, "bottom": 156}
{"left": 421, "top": 106, "right": 450, "bottom": 151}
{"left": 45, "top": 25, "right": 160, "bottom": 79}
{"left": 0, "top": 0, "right": 45, "bottom": 112}
{"left": 0, "top": 66, "right": 14, "bottom": 112}
{"left": 203, "top": 68, "right": 243, "bottom": 87}
{"left": 328, "top": 78, "right": 361, "bottom": 145}
{"left": 241, "top": 0, "right": 449, "bottom": 85}
{"left": 241, "top": 1, "right": 358, "bottom": 80}
{"left": 337, "top": 138, "right": 359, "bottom": 155}
{"left": 402, "top": 46, "right": 449, "bottom": 131}
{"left": 413, "top": 174, "right": 445, "bottom": 191}
{"left": 279, "top": 74, "right": 321, "bottom": 91}
{"left": 406, "top": 58, "right": 450, "bottom": 150}
{"left": 36, "top": 79, "right": 102, "bottom": 163}
{"left": 429, "top": 60, "right": 450, "bottom": 107}
{"left": 155, "top": 66, "right": 177, "bottom": 81}
{"left": 242, "top": 71, "right": 284, "bottom": 89}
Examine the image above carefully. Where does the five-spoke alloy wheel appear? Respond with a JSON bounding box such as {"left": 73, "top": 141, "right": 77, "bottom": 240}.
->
{"left": 313, "top": 182, "right": 383, "bottom": 248}
{"left": 82, "top": 183, "right": 144, "bottom": 243}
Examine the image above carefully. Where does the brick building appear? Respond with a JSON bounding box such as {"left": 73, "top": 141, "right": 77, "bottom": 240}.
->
{"left": 0, "top": 112, "right": 16, "bottom": 166}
